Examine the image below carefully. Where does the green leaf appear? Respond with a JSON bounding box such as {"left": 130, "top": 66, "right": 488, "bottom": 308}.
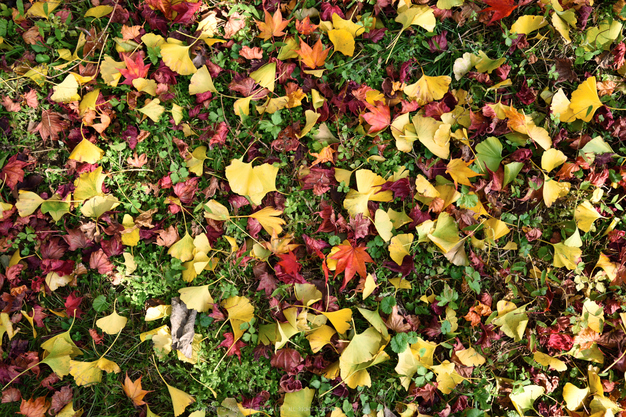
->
{"left": 504, "top": 162, "right": 524, "bottom": 187}
{"left": 475, "top": 137, "right": 503, "bottom": 172}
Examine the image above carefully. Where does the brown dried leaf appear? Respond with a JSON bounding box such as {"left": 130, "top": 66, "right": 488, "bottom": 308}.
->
{"left": 156, "top": 225, "right": 179, "bottom": 247}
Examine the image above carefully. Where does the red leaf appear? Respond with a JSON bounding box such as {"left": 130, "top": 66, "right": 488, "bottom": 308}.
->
{"left": 50, "top": 386, "right": 72, "bottom": 415}
{"left": 173, "top": 177, "right": 199, "bottom": 205}
{"left": 270, "top": 348, "right": 303, "bottom": 375}
{"left": 480, "top": 0, "right": 518, "bottom": 25}
{"left": 64, "top": 291, "right": 84, "bottom": 319}
{"left": 1, "top": 155, "right": 29, "bottom": 191}
{"left": 1, "top": 96, "right": 21, "bottom": 112}
{"left": 119, "top": 53, "right": 150, "bottom": 86}
{"left": 362, "top": 101, "right": 391, "bottom": 133}
{"left": 35, "top": 110, "right": 69, "bottom": 143}
{"left": 89, "top": 329, "right": 104, "bottom": 345}
{"left": 89, "top": 249, "right": 114, "bottom": 275}
{"left": 218, "top": 332, "right": 246, "bottom": 360}
{"left": 23, "top": 90, "right": 38, "bottom": 108}
{"left": 277, "top": 252, "right": 301, "bottom": 276}
{"left": 172, "top": 1, "right": 202, "bottom": 24}
{"left": 1, "top": 387, "right": 21, "bottom": 403}
{"left": 329, "top": 241, "right": 374, "bottom": 290}
{"left": 19, "top": 396, "right": 50, "bottom": 417}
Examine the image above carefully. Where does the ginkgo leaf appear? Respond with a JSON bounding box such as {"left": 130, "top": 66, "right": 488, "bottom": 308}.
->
{"left": 225, "top": 159, "right": 278, "bottom": 205}
{"left": 570, "top": 77, "right": 602, "bottom": 122}
{"left": 70, "top": 357, "right": 121, "bottom": 386}
{"left": 81, "top": 195, "right": 120, "bottom": 219}
{"left": 412, "top": 114, "right": 450, "bottom": 159}
{"left": 510, "top": 15, "right": 549, "bottom": 34}
{"left": 415, "top": 174, "right": 440, "bottom": 198}
{"left": 79, "top": 88, "right": 100, "bottom": 115}
{"left": 456, "top": 347, "right": 486, "bottom": 367}
{"left": 395, "top": 5, "right": 436, "bottom": 32}
{"left": 329, "top": 29, "right": 355, "bottom": 56}
{"left": 533, "top": 351, "right": 567, "bottom": 372}
{"left": 168, "top": 232, "right": 195, "bottom": 262}
{"left": 575, "top": 200, "right": 604, "bottom": 232}
{"left": 16, "top": 190, "right": 45, "bottom": 217}
{"left": 395, "top": 338, "right": 438, "bottom": 389}
{"left": 492, "top": 303, "right": 528, "bottom": 342}
{"left": 186, "top": 146, "right": 208, "bottom": 176}
{"left": 374, "top": 209, "right": 393, "bottom": 242}
{"left": 138, "top": 99, "right": 165, "bottom": 122}
{"left": 343, "top": 169, "right": 393, "bottom": 217}
{"left": 552, "top": 12, "right": 574, "bottom": 44}
{"left": 446, "top": 158, "right": 481, "bottom": 187}
{"left": 96, "top": 309, "right": 128, "bottom": 334}
{"left": 250, "top": 62, "right": 276, "bottom": 93}
{"left": 222, "top": 296, "right": 254, "bottom": 340}
{"left": 321, "top": 308, "right": 352, "bottom": 334}
{"left": 543, "top": 177, "right": 571, "bottom": 208}
{"left": 178, "top": 285, "right": 214, "bottom": 312}
{"left": 51, "top": 74, "right": 80, "bottom": 103}
{"left": 431, "top": 360, "right": 464, "bottom": 394}
{"left": 121, "top": 214, "right": 140, "bottom": 246}
{"left": 160, "top": 39, "right": 197, "bottom": 75}
{"left": 437, "top": 0, "right": 464, "bottom": 8}
{"left": 474, "top": 51, "right": 506, "bottom": 73}
{"left": 204, "top": 200, "right": 230, "bottom": 221}
{"left": 166, "top": 384, "right": 195, "bottom": 417}
{"left": 427, "top": 212, "right": 460, "bottom": 254}
{"left": 403, "top": 75, "right": 451, "bottom": 106}
{"left": 541, "top": 148, "right": 567, "bottom": 172}
{"left": 85, "top": 5, "right": 114, "bottom": 18}
{"left": 509, "top": 385, "right": 544, "bottom": 416}
{"left": 362, "top": 274, "right": 377, "bottom": 300}
{"left": 484, "top": 218, "right": 510, "bottom": 241}
{"left": 503, "top": 106, "right": 552, "bottom": 150}
{"left": 26, "top": 0, "right": 61, "bottom": 18}
{"left": 389, "top": 234, "right": 413, "bottom": 266}
{"left": 69, "top": 138, "right": 104, "bottom": 164}
{"left": 189, "top": 65, "right": 217, "bottom": 95}
{"left": 475, "top": 136, "right": 503, "bottom": 172}
{"left": 41, "top": 337, "right": 76, "bottom": 378}
{"left": 563, "top": 383, "right": 590, "bottom": 411}
{"left": 281, "top": 388, "right": 315, "bottom": 417}
{"left": 250, "top": 207, "right": 285, "bottom": 235}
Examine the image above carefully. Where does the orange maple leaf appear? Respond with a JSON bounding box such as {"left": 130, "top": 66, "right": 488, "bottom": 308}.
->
{"left": 255, "top": 9, "right": 291, "bottom": 41}
{"left": 19, "top": 396, "right": 50, "bottom": 417}
{"left": 480, "top": 0, "right": 518, "bottom": 25}
{"left": 122, "top": 373, "right": 152, "bottom": 406}
{"left": 296, "top": 39, "right": 330, "bottom": 69}
{"left": 362, "top": 101, "right": 391, "bottom": 133}
{"left": 329, "top": 241, "right": 374, "bottom": 290}
{"left": 296, "top": 16, "right": 319, "bottom": 35}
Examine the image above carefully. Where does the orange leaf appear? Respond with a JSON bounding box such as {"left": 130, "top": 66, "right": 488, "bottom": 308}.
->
{"left": 296, "top": 16, "right": 319, "bottom": 35}
{"left": 480, "top": 0, "right": 518, "bottom": 25}
{"left": 19, "top": 397, "right": 50, "bottom": 417}
{"left": 255, "top": 9, "right": 291, "bottom": 41}
{"left": 296, "top": 39, "right": 330, "bottom": 69}
{"left": 362, "top": 101, "right": 391, "bottom": 133}
{"left": 329, "top": 241, "right": 374, "bottom": 290}
{"left": 122, "top": 373, "right": 152, "bottom": 406}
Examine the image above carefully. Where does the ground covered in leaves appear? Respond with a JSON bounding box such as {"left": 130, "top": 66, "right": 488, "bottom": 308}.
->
{"left": 1, "top": 0, "right": 626, "bottom": 416}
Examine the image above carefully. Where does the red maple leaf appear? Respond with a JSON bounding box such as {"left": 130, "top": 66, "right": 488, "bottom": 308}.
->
{"left": 480, "top": 0, "right": 518, "bottom": 25}
{"left": 119, "top": 53, "right": 151, "bottom": 86}
{"left": 64, "top": 292, "right": 84, "bottom": 319}
{"left": 172, "top": 1, "right": 202, "bottom": 25}
{"left": 1, "top": 155, "right": 29, "bottom": 191}
{"left": 277, "top": 251, "right": 301, "bottom": 276}
{"left": 89, "top": 249, "right": 114, "bottom": 275}
{"left": 362, "top": 101, "right": 391, "bottom": 133}
{"left": 329, "top": 241, "right": 374, "bottom": 290}
{"left": 218, "top": 332, "right": 246, "bottom": 360}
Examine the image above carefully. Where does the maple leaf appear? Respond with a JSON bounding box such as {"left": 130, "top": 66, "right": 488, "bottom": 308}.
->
{"left": 480, "top": 0, "right": 518, "bottom": 25}
{"left": 218, "top": 332, "right": 246, "bottom": 360}
{"left": 64, "top": 292, "right": 84, "bottom": 319}
{"left": 19, "top": 396, "right": 50, "bottom": 417}
{"left": 255, "top": 9, "right": 291, "bottom": 40}
{"left": 329, "top": 241, "right": 374, "bottom": 290}
{"left": 1, "top": 155, "right": 29, "bottom": 191}
{"left": 362, "top": 101, "right": 391, "bottom": 133}
{"left": 35, "top": 110, "right": 69, "bottom": 143}
{"left": 90, "top": 249, "right": 114, "bottom": 274}
{"left": 2, "top": 387, "right": 21, "bottom": 403}
{"left": 23, "top": 90, "right": 38, "bottom": 108}
{"left": 49, "top": 386, "right": 72, "bottom": 415}
{"left": 119, "top": 54, "right": 151, "bottom": 86}
{"left": 122, "top": 373, "right": 152, "bottom": 406}
{"left": 277, "top": 251, "right": 302, "bottom": 275}
{"left": 296, "top": 39, "right": 330, "bottom": 69}
{"left": 296, "top": 16, "right": 319, "bottom": 35}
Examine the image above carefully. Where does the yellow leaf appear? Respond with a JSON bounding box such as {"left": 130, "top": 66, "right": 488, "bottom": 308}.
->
{"left": 427, "top": 212, "right": 460, "bottom": 254}
{"left": 437, "top": 0, "right": 464, "bottom": 9}
{"left": 387, "top": 208, "right": 412, "bottom": 229}
{"left": 431, "top": 361, "right": 464, "bottom": 394}
{"left": 321, "top": 308, "right": 352, "bottom": 334}
{"left": 186, "top": 146, "right": 207, "bottom": 176}
{"left": 553, "top": 242, "right": 582, "bottom": 270}
{"left": 412, "top": 114, "right": 450, "bottom": 159}
{"left": 84, "top": 5, "right": 114, "bottom": 18}
{"left": 509, "top": 385, "right": 544, "bottom": 416}
{"left": 492, "top": 304, "right": 529, "bottom": 342}
{"left": 395, "top": 338, "right": 437, "bottom": 389}
{"left": 362, "top": 274, "right": 377, "bottom": 300}
{"left": 171, "top": 103, "right": 184, "bottom": 125}
{"left": 79, "top": 88, "right": 100, "bottom": 116}
{"left": 389, "top": 278, "right": 411, "bottom": 290}
{"left": 533, "top": 351, "right": 566, "bottom": 371}
{"left": 474, "top": 51, "right": 506, "bottom": 73}
{"left": 563, "top": 383, "right": 590, "bottom": 411}
{"left": 295, "top": 284, "right": 322, "bottom": 306}
{"left": 582, "top": 299, "right": 604, "bottom": 333}
{"left": 575, "top": 200, "right": 603, "bottom": 232}
{"left": 328, "top": 29, "right": 355, "bottom": 56}
{"left": 51, "top": 74, "right": 80, "bottom": 103}
{"left": 132, "top": 78, "right": 157, "bottom": 96}
{"left": 189, "top": 65, "right": 217, "bottom": 95}
{"left": 552, "top": 13, "right": 573, "bottom": 44}
{"left": 70, "top": 357, "right": 120, "bottom": 386}
{"left": 225, "top": 159, "right": 278, "bottom": 205}
{"left": 168, "top": 232, "right": 195, "bottom": 262}
{"left": 306, "top": 325, "right": 336, "bottom": 353}
{"left": 343, "top": 169, "right": 393, "bottom": 218}
{"left": 96, "top": 309, "right": 128, "bottom": 335}
{"left": 222, "top": 296, "right": 255, "bottom": 340}
{"left": 16, "top": 190, "right": 45, "bottom": 217}
{"left": 160, "top": 40, "right": 197, "bottom": 75}
{"left": 395, "top": 6, "right": 436, "bottom": 32}
{"left": 296, "top": 110, "right": 320, "bottom": 138}
{"left": 446, "top": 158, "right": 481, "bottom": 187}
{"left": 510, "top": 15, "right": 549, "bottom": 35}
{"left": 404, "top": 75, "right": 451, "bottom": 106}
{"left": 81, "top": 195, "right": 120, "bottom": 219}
{"left": 26, "top": 1, "right": 61, "bottom": 18}
{"left": 570, "top": 77, "right": 602, "bottom": 122}
{"left": 389, "top": 234, "right": 413, "bottom": 266}
{"left": 250, "top": 207, "right": 286, "bottom": 235}
{"left": 204, "top": 200, "right": 230, "bottom": 221}
{"left": 374, "top": 209, "right": 393, "bottom": 242}
{"left": 414, "top": 174, "right": 440, "bottom": 198}
{"left": 166, "top": 384, "right": 195, "bottom": 417}
{"left": 281, "top": 388, "right": 315, "bottom": 417}
{"left": 543, "top": 177, "right": 570, "bottom": 208}
{"left": 178, "top": 285, "right": 214, "bottom": 312}
{"left": 57, "top": 401, "right": 83, "bottom": 417}
{"left": 331, "top": 14, "right": 365, "bottom": 37}
{"left": 69, "top": 138, "right": 104, "bottom": 164}
{"left": 456, "top": 347, "right": 485, "bottom": 367}
{"left": 484, "top": 218, "right": 510, "bottom": 241}
{"left": 145, "top": 305, "right": 171, "bottom": 321}
{"left": 121, "top": 214, "right": 140, "bottom": 246}
{"left": 101, "top": 56, "right": 125, "bottom": 87}
{"left": 541, "top": 148, "right": 567, "bottom": 172}
{"left": 138, "top": 98, "right": 165, "bottom": 122}
{"left": 250, "top": 62, "right": 276, "bottom": 93}
{"left": 595, "top": 253, "right": 617, "bottom": 281}
{"left": 142, "top": 33, "right": 166, "bottom": 48}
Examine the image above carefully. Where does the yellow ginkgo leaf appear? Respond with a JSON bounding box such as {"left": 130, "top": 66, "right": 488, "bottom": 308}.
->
{"left": 374, "top": 209, "right": 393, "bottom": 242}
{"left": 186, "top": 146, "right": 208, "bottom": 176}
{"left": 427, "top": 212, "right": 460, "bottom": 254}
{"left": 178, "top": 285, "right": 214, "bottom": 313}
{"left": 160, "top": 40, "right": 197, "bottom": 75}
{"left": 171, "top": 103, "right": 184, "bottom": 125}
{"left": 70, "top": 357, "right": 120, "bottom": 386}
{"left": 552, "top": 13, "right": 574, "bottom": 44}
{"left": 16, "top": 191, "right": 45, "bottom": 217}
{"left": 26, "top": 0, "right": 61, "bottom": 18}
{"left": 456, "top": 347, "right": 486, "bottom": 367}
{"left": 296, "top": 109, "right": 320, "bottom": 139}
{"left": 123, "top": 252, "right": 137, "bottom": 274}
{"left": 249, "top": 207, "right": 286, "bottom": 235}
{"left": 415, "top": 174, "right": 440, "bottom": 198}
{"left": 343, "top": 169, "right": 393, "bottom": 218}
{"left": 101, "top": 56, "right": 125, "bottom": 87}
{"left": 331, "top": 13, "right": 365, "bottom": 37}
{"left": 412, "top": 114, "right": 450, "bottom": 159}
{"left": 446, "top": 158, "right": 481, "bottom": 187}
{"left": 96, "top": 309, "right": 128, "bottom": 334}
{"left": 306, "top": 325, "right": 336, "bottom": 353}
{"left": 563, "top": 383, "right": 590, "bottom": 411}
{"left": 575, "top": 200, "right": 604, "bottom": 232}
{"left": 362, "top": 274, "right": 377, "bottom": 300}
{"left": 168, "top": 232, "right": 195, "bottom": 262}
{"left": 437, "top": 0, "right": 464, "bottom": 9}
{"left": 321, "top": 308, "right": 352, "bottom": 334}
{"left": 553, "top": 242, "right": 582, "bottom": 270}
{"left": 395, "top": 6, "right": 436, "bottom": 32}
{"left": 509, "top": 385, "right": 545, "bottom": 417}
{"left": 167, "top": 384, "right": 195, "bottom": 417}
{"left": 328, "top": 29, "right": 355, "bottom": 56}
{"left": 222, "top": 296, "right": 255, "bottom": 340}
{"left": 389, "top": 234, "right": 413, "bottom": 266}
{"left": 225, "top": 159, "right": 278, "bottom": 205}
{"left": 132, "top": 78, "right": 157, "bottom": 96}
{"left": 51, "top": 74, "right": 80, "bottom": 103}
{"left": 541, "top": 148, "right": 568, "bottom": 172}
{"left": 138, "top": 98, "right": 165, "bottom": 122}
{"left": 403, "top": 75, "right": 451, "bottom": 106}
{"left": 570, "top": 77, "right": 602, "bottom": 122}
{"left": 81, "top": 195, "right": 120, "bottom": 219}
{"left": 145, "top": 305, "right": 171, "bottom": 321}
{"left": 204, "top": 200, "right": 230, "bottom": 221}
{"left": 484, "top": 218, "right": 510, "bottom": 241}
{"left": 189, "top": 65, "right": 217, "bottom": 95}
{"left": 250, "top": 62, "right": 276, "bottom": 93}
{"left": 551, "top": 88, "right": 576, "bottom": 122}
{"left": 510, "top": 15, "right": 549, "bottom": 35}
{"left": 84, "top": 5, "right": 114, "bottom": 18}
{"left": 492, "top": 304, "right": 528, "bottom": 342}
{"left": 395, "top": 338, "right": 438, "bottom": 389}
{"left": 121, "top": 214, "right": 140, "bottom": 246}
{"left": 79, "top": 88, "right": 100, "bottom": 116}
{"left": 533, "top": 351, "right": 567, "bottom": 372}
{"left": 595, "top": 253, "right": 617, "bottom": 281}
{"left": 543, "top": 177, "right": 571, "bottom": 208}
{"left": 431, "top": 360, "right": 464, "bottom": 394}
{"left": 281, "top": 388, "right": 315, "bottom": 417}
{"left": 57, "top": 401, "right": 82, "bottom": 417}
{"left": 69, "top": 138, "right": 104, "bottom": 164}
